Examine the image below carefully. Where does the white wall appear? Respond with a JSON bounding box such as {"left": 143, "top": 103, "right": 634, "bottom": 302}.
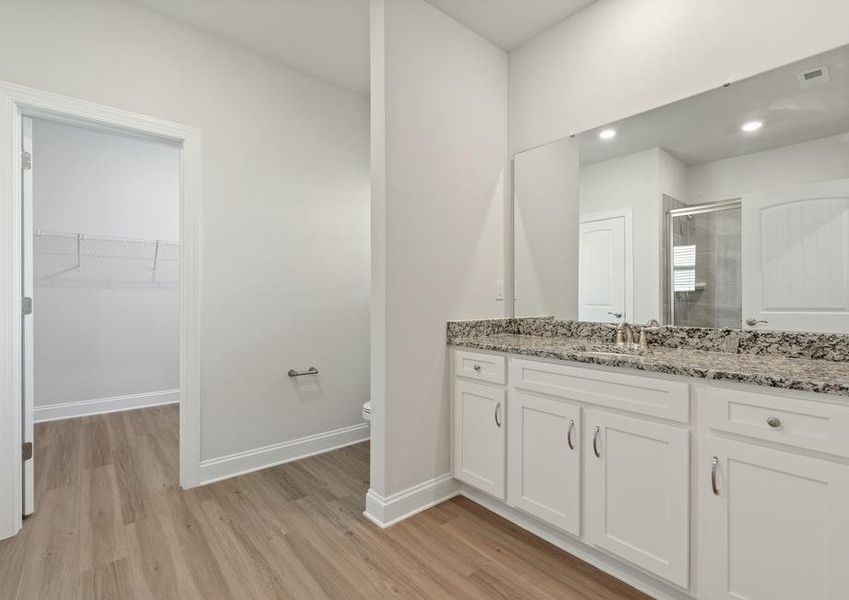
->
{"left": 514, "top": 139, "right": 579, "bottom": 319}
{"left": 32, "top": 118, "right": 179, "bottom": 409}
{"left": 509, "top": 0, "right": 849, "bottom": 155}
{"left": 370, "top": 0, "right": 508, "bottom": 497}
{"left": 686, "top": 133, "right": 849, "bottom": 204}
{"left": 580, "top": 148, "right": 660, "bottom": 322}
{"left": 0, "top": 0, "right": 370, "bottom": 463}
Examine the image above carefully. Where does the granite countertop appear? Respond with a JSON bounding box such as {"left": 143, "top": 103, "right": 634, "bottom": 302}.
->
{"left": 450, "top": 333, "right": 849, "bottom": 398}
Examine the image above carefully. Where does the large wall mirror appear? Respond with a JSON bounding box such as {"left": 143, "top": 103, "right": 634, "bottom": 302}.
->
{"left": 514, "top": 44, "right": 849, "bottom": 333}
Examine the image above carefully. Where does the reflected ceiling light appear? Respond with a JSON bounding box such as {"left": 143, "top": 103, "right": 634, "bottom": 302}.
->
{"left": 741, "top": 120, "right": 763, "bottom": 133}
{"left": 599, "top": 128, "right": 617, "bottom": 140}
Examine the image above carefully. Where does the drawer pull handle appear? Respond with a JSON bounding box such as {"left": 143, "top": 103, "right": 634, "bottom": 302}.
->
{"left": 711, "top": 456, "right": 720, "bottom": 496}
{"left": 567, "top": 419, "right": 575, "bottom": 450}
{"left": 592, "top": 426, "right": 601, "bottom": 458}
{"left": 494, "top": 403, "right": 502, "bottom": 428}
{"left": 766, "top": 416, "right": 781, "bottom": 428}
{"left": 473, "top": 363, "right": 482, "bottom": 372}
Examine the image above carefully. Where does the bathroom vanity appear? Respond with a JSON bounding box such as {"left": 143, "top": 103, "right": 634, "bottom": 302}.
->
{"left": 448, "top": 319, "right": 849, "bottom": 600}
{"left": 462, "top": 43, "right": 849, "bottom": 600}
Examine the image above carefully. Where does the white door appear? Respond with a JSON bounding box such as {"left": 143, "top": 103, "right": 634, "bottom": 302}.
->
{"left": 453, "top": 380, "right": 506, "bottom": 499}
{"left": 702, "top": 436, "right": 849, "bottom": 600}
{"left": 507, "top": 391, "right": 580, "bottom": 535}
{"left": 742, "top": 178, "right": 849, "bottom": 333}
{"left": 21, "top": 116, "right": 34, "bottom": 516}
{"left": 579, "top": 210, "right": 632, "bottom": 322}
{"left": 584, "top": 408, "right": 689, "bottom": 587}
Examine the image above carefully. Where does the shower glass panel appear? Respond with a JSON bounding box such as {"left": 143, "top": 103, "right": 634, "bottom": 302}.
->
{"left": 667, "top": 200, "right": 742, "bottom": 328}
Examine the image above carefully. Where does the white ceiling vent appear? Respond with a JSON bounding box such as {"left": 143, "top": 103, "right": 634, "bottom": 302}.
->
{"left": 797, "top": 65, "right": 830, "bottom": 89}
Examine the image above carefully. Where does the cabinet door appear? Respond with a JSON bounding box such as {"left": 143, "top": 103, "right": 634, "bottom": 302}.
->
{"left": 703, "top": 436, "right": 849, "bottom": 600}
{"left": 507, "top": 391, "right": 581, "bottom": 535}
{"left": 453, "top": 380, "right": 506, "bottom": 498}
{"left": 585, "top": 408, "right": 689, "bottom": 587}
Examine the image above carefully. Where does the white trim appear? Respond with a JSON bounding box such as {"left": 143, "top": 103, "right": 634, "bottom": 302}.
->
{"left": 359, "top": 477, "right": 692, "bottom": 598}
{"left": 363, "top": 473, "right": 459, "bottom": 528}
{"left": 34, "top": 389, "right": 180, "bottom": 423}
{"left": 458, "top": 485, "right": 692, "bottom": 600}
{"left": 0, "top": 80, "right": 202, "bottom": 541}
{"left": 199, "top": 423, "right": 370, "bottom": 485}
{"left": 579, "top": 207, "right": 634, "bottom": 322}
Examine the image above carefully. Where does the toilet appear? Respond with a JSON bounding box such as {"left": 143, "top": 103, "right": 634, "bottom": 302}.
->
{"left": 361, "top": 401, "right": 372, "bottom": 422}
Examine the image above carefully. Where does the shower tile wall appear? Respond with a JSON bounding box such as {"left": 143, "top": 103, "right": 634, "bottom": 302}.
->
{"left": 671, "top": 207, "right": 741, "bottom": 328}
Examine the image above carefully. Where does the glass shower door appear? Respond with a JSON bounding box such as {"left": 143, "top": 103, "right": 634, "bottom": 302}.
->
{"left": 668, "top": 200, "right": 742, "bottom": 328}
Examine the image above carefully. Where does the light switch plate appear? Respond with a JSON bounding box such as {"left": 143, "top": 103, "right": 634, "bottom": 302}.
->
{"left": 495, "top": 279, "right": 504, "bottom": 300}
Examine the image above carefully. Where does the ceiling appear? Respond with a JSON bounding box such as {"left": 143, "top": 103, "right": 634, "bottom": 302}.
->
{"left": 426, "top": 0, "right": 597, "bottom": 50}
{"left": 129, "top": 0, "right": 595, "bottom": 95}
{"left": 129, "top": 0, "right": 371, "bottom": 95}
{"left": 577, "top": 45, "right": 849, "bottom": 166}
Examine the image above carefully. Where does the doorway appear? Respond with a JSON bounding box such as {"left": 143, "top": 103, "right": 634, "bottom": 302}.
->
{"left": 0, "top": 82, "right": 201, "bottom": 541}
{"left": 22, "top": 116, "right": 181, "bottom": 516}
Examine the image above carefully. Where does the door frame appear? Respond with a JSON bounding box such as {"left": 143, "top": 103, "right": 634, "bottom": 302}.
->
{"left": 579, "top": 208, "right": 634, "bottom": 322}
{"left": 0, "top": 80, "right": 203, "bottom": 540}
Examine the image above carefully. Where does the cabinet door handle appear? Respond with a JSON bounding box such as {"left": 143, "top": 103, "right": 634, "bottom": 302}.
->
{"left": 766, "top": 416, "right": 781, "bottom": 428}
{"left": 473, "top": 363, "right": 482, "bottom": 372}
{"left": 592, "top": 426, "right": 601, "bottom": 458}
{"left": 494, "top": 403, "right": 502, "bottom": 428}
{"left": 567, "top": 419, "right": 575, "bottom": 450}
{"left": 711, "top": 456, "right": 720, "bottom": 496}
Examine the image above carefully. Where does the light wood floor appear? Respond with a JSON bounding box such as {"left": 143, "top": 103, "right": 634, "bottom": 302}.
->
{"left": 0, "top": 405, "right": 650, "bottom": 599}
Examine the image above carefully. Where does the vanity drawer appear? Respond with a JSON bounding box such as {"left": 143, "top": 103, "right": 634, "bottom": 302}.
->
{"left": 454, "top": 350, "right": 506, "bottom": 385}
{"left": 702, "top": 386, "right": 849, "bottom": 458}
{"left": 509, "top": 358, "right": 689, "bottom": 422}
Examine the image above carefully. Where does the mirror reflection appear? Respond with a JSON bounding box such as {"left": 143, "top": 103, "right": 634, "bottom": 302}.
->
{"left": 514, "top": 44, "right": 849, "bottom": 333}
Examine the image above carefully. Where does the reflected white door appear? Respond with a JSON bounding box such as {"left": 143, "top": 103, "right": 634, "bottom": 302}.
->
{"left": 22, "top": 116, "right": 34, "bottom": 516}
{"left": 579, "top": 210, "right": 632, "bottom": 322}
{"left": 742, "top": 178, "right": 849, "bottom": 333}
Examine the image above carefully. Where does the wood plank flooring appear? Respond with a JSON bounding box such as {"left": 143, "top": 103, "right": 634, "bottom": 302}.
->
{"left": 0, "top": 405, "right": 650, "bottom": 599}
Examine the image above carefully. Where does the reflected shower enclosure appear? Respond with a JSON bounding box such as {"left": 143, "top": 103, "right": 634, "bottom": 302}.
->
{"left": 667, "top": 200, "right": 742, "bottom": 328}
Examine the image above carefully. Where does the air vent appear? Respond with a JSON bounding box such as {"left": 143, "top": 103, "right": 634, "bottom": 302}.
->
{"left": 797, "top": 65, "right": 830, "bottom": 89}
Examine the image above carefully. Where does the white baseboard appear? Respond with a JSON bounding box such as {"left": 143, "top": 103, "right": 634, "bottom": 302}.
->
{"left": 199, "top": 423, "right": 370, "bottom": 485}
{"left": 34, "top": 389, "right": 180, "bottom": 423}
{"left": 363, "top": 473, "right": 459, "bottom": 528}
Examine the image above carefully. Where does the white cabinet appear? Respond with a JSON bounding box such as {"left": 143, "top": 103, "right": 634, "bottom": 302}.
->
{"left": 453, "top": 379, "right": 506, "bottom": 499}
{"left": 584, "top": 408, "right": 690, "bottom": 588}
{"left": 507, "top": 390, "right": 581, "bottom": 535}
{"left": 702, "top": 435, "right": 849, "bottom": 600}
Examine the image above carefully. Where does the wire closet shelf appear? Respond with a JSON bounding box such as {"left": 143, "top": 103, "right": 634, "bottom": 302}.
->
{"left": 34, "top": 230, "right": 179, "bottom": 281}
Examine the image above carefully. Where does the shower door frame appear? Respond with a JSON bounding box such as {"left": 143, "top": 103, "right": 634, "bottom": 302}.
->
{"left": 667, "top": 198, "right": 742, "bottom": 327}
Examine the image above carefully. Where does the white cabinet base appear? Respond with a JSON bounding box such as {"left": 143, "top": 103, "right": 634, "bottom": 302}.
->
{"left": 460, "top": 483, "right": 694, "bottom": 600}
{"left": 507, "top": 390, "right": 581, "bottom": 535}
{"left": 453, "top": 379, "right": 506, "bottom": 498}
{"left": 702, "top": 436, "right": 849, "bottom": 600}
{"left": 585, "top": 408, "right": 690, "bottom": 588}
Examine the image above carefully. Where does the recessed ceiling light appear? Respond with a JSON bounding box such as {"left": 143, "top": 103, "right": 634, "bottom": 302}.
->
{"left": 741, "top": 120, "right": 763, "bottom": 133}
{"left": 599, "top": 128, "right": 616, "bottom": 140}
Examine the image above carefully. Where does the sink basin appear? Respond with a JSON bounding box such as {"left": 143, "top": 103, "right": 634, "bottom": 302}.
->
{"left": 579, "top": 343, "right": 648, "bottom": 357}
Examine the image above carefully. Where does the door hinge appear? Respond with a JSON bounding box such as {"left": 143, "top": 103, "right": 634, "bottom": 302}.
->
{"left": 22, "top": 297, "right": 32, "bottom": 315}
{"left": 21, "top": 150, "right": 31, "bottom": 171}
{"left": 22, "top": 441, "right": 32, "bottom": 461}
